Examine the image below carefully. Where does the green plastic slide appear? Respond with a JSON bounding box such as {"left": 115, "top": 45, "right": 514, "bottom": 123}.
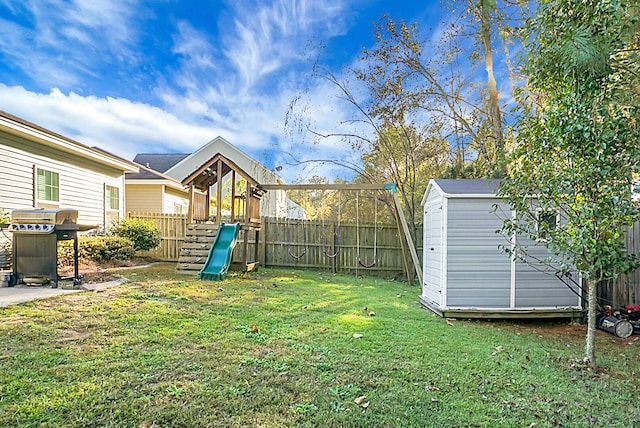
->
{"left": 199, "top": 222, "right": 242, "bottom": 281}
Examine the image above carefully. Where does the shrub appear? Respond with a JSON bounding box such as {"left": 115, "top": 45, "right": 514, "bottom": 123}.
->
{"left": 0, "top": 209, "right": 10, "bottom": 225}
{"left": 58, "top": 236, "right": 135, "bottom": 266}
{"left": 110, "top": 218, "right": 161, "bottom": 252}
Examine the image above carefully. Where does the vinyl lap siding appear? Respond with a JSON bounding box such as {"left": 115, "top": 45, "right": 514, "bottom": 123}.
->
{"left": 446, "top": 198, "right": 511, "bottom": 308}
{"left": 163, "top": 187, "right": 188, "bottom": 214}
{"left": 0, "top": 145, "right": 35, "bottom": 208}
{"left": 125, "top": 184, "right": 163, "bottom": 213}
{"left": 514, "top": 240, "right": 581, "bottom": 308}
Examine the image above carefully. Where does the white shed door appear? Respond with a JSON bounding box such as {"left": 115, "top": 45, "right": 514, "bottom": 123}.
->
{"left": 422, "top": 200, "right": 443, "bottom": 306}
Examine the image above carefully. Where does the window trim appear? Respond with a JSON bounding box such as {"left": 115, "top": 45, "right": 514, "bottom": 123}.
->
{"left": 105, "top": 185, "right": 120, "bottom": 211}
{"left": 104, "top": 184, "right": 121, "bottom": 230}
{"left": 34, "top": 166, "right": 60, "bottom": 207}
{"left": 535, "top": 208, "right": 559, "bottom": 243}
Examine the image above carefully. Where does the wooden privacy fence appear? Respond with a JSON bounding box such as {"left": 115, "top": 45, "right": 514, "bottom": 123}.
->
{"left": 127, "top": 212, "right": 187, "bottom": 261}
{"left": 256, "top": 217, "right": 422, "bottom": 277}
{"left": 602, "top": 220, "right": 640, "bottom": 307}
{"left": 128, "top": 212, "right": 422, "bottom": 278}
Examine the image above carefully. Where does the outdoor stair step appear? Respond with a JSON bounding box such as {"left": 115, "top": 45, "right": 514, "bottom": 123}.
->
{"left": 178, "top": 255, "right": 208, "bottom": 264}
{"left": 179, "top": 249, "right": 210, "bottom": 257}
{"left": 186, "top": 228, "right": 220, "bottom": 237}
{"left": 188, "top": 223, "right": 219, "bottom": 228}
{"left": 181, "top": 242, "right": 215, "bottom": 249}
{"left": 183, "top": 236, "right": 216, "bottom": 244}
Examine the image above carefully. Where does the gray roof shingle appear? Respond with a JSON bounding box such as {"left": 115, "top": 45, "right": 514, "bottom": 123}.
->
{"left": 435, "top": 179, "right": 503, "bottom": 195}
{"left": 132, "top": 153, "right": 190, "bottom": 173}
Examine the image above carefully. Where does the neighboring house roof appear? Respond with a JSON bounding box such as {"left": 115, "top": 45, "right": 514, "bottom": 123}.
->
{"left": 0, "top": 110, "right": 138, "bottom": 173}
{"left": 125, "top": 162, "right": 187, "bottom": 192}
{"left": 421, "top": 179, "right": 503, "bottom": 205}
{"left": 132, "top": 153, "right": 190, "bottom": 173}
{"left": 163, "top": 136, "right": 282, "bottom": 185}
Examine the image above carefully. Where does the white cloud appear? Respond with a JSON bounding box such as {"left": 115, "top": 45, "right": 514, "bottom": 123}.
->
{"left": 0, "top": 0, "right": 141, "bottom": 88}
{"left": 0, "top": 84, "right": 213, "bottom": 157}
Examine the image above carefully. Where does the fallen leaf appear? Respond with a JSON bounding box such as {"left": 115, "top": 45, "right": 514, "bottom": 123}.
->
{"left": 363, "top": 306, "right": 368, "bottom": 311}
{"left": 361, "top": 401, "right": 370, "bottom": 409}
{"left": 250, "top": 325, "right": 259, "bottom": 333}
{"left": 353, "top": 333, "right": 363, "bottom": 339}
{"left": 495, "top": 346, "right": 505, "bottom": 352}
{"left": 368, "top": 311, "right": 375, "bottom": 317}
{"left": 354, "top": 395, "right": 366, "bottom": 405}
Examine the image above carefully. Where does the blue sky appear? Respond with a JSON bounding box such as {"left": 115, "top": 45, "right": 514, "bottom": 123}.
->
{"left": 0, "top": 0, "right": 443, "bottom": 182}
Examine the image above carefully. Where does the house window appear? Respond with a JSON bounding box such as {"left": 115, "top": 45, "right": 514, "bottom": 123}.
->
{"left": 174, "top": 203, "right": 184, "bottom": 214}
{"left": 105, "top": 185, "right": 120, "bottom": 228}
{"left": 36, "top": 168, "right": 59, "bottom": 206}
{"left": 536, "top": 209, "right": 558, "bottom": 242}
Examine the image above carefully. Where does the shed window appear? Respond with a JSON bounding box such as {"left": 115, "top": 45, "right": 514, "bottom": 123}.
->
{"left": 36, "top": 168, "right": 59, "bottom": 204}
{"left": 536, "top": 209, "right": 558, "bottom": 242}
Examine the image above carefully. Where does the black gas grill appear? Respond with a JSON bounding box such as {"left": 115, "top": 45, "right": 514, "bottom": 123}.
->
{"left": 10, "top": 208, "right": 93, "bottom": 287}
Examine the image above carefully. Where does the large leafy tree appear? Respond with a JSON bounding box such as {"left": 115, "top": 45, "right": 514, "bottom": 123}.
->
{"left": 500, "top": 0, "right": 640, "bottom": 365}
{"left": 359, "top": 16, "right": 509, "bottom": 178}
{"left": 286, "top": 14, "right": 512, "bottom": 233}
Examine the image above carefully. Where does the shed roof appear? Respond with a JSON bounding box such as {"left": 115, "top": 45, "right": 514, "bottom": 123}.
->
{"left": 421, "top": 179, "right": 504, "bottom": 206}
{"left": 435, "top": 179, "right": 502, "bottom": 195}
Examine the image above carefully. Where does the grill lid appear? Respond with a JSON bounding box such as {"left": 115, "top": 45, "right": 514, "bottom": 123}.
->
{"left": 11, "top": 208, "right": 78, "bottom": 225}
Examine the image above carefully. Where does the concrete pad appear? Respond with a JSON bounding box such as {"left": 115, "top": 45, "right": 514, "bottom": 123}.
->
{"left": 0, "top": 278, "right": 128, "bottom": 307}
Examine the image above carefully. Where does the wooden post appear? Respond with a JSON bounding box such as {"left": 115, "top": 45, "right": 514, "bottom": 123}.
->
{"left": 392, "top": 192, "right": 423, "bottom": 282}
{"left": 230, "top": 171, "right": 236, "bottom": 222}
{"left": 188, "top": 184, "right": 195, "bottom": 223}
{"left": 332, "top": 220, "right": 337, "bottom": 273}
{"left": 393, "top": 204, "right": 413, "bottom": 283}
{"left": 205, "top": 186, "right": 211, "bottom": 222}
{"left": 216, "top": 160, "right": 223, "bottom": 225}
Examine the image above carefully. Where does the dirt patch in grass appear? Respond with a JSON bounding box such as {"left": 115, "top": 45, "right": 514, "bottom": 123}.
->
{"left": 489, "top": 319, "right": 640, "bottom": 349}
{"left": 58, "top": 256, "right": 160, "bottom": 283}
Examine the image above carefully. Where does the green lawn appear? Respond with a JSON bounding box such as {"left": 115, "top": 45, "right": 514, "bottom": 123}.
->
{"left": 0, "top": 264, "right": 638, "bottom": 427}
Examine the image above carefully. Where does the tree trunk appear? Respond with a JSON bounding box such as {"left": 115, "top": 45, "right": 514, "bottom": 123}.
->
{"left": 585, "top": 277, "right": 598, "bottom": 365}
{"left": 479, "top": 0, "right": 504, "bottom": 173}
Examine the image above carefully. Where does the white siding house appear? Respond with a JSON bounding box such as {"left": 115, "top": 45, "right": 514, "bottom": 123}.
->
{"left": 0, "top": 111, "right": 139, "bottom": 231}
{"left": 420, "top": 179, "right": 582, "bottom": 318}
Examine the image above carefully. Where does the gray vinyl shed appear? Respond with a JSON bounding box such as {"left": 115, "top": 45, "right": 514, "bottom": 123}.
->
{"left": 420, "top": 179, "right": 582, "bottom": 319}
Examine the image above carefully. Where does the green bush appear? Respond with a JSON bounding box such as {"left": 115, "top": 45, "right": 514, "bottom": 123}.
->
{"left": 110, "top": 218, "right": 161, "bottom": 252}
{"left": 58, "top": 236, "right": 135, "bottom": 266}
{"left": 0, "top": 209, "right": 10, "bottom": 225}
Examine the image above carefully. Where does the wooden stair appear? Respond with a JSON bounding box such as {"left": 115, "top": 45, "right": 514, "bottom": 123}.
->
{"left": 176, "top": 223, "right": 220, "bottom": 275}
